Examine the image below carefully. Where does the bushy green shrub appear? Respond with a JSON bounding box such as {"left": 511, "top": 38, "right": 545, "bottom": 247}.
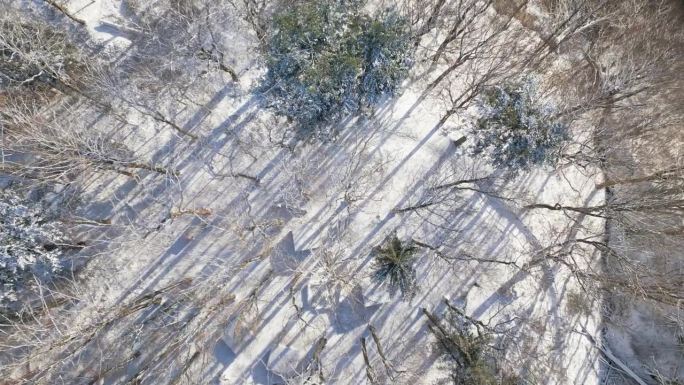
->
{"left": 470, "top": 80, "right": 569, "bottom": 171}
{"left": 260, "top": 0, "right": 412, "bottom": 133}
{"left": 372, "top": 235, "right": 418, "bottom": 300}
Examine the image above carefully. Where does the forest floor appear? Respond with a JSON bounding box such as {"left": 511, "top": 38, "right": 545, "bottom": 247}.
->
{"left": 6, "top": 0, "right": 661, "bottom": 384}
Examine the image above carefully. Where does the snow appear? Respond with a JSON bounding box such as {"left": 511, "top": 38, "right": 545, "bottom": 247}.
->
{"left": 1, "top": 1, "right": 611, "bottom": 384}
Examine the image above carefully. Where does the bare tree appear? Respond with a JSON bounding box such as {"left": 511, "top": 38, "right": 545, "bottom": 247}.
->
{"left": 0, "top": 11, "right": 85, "bottom": 94}
{"left": 1, "top": 100, "right": 176, "bottom": 183}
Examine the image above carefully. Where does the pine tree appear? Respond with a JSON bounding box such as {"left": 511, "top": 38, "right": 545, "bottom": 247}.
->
{"left": 470, "top": 80, "right": 569, "bottom": 171}
{"left": 372, "top": 235, "right": 418, "bottom": 300}
{"left": 260, "top": 0, "right": 412, "bottom": 134}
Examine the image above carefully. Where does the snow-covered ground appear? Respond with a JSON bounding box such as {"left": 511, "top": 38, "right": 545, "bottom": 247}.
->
{"left": 3, "top": 1, "right": 614, "bottom": 384}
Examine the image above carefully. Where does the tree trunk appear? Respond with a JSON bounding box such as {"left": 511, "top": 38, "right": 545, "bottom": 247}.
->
{"left": 596, "top": 166, "right": 683, "bottom": 189}
{"left": 43, "top": 0, "right": 86, "bottom": 26}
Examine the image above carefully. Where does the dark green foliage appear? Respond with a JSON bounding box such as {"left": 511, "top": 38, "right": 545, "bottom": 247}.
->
{"left": 372, "top": 235, "right": 418, "bottom": 300}
{"left": 260, "top": 0, "right": 412, "bottom": 133}
{"left": 470, "top": 80, "right": 569, "bottom": 171}
{"left": 358, "top": 13, "right": 412, "bottom": 105}
{"left": 425, "top": 304, "right": 524, "bottom": 385}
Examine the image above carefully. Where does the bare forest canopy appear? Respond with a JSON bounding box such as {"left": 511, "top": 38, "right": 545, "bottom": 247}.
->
{"left": 0, "top": 0, "right": 682, "bottom": 384}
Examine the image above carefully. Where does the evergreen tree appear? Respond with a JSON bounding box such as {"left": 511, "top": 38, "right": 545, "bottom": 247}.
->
{"left": 372, "top": 235, "right": 418, "bottom": 300}
{"left": 470, "top": 80, "right": 569, "bottom": 171}
{"left": 260, "top": 0, "right": 412, "bottom": 133}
